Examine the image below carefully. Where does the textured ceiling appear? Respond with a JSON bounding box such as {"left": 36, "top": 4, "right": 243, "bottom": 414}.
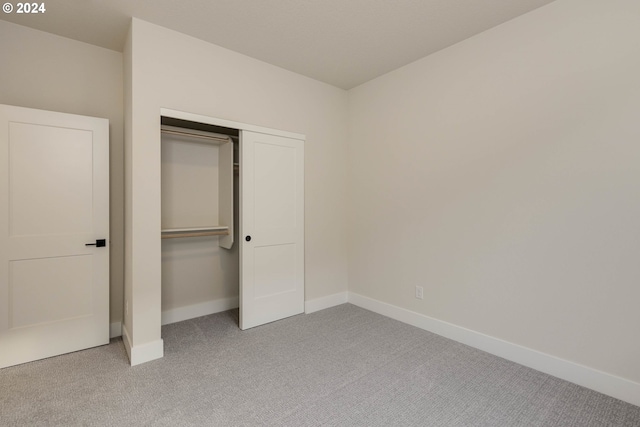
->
{"left": 1, "top": 0, "right": 556, "bottom": 89}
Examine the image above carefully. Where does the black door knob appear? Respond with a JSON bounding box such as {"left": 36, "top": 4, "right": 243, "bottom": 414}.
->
{"left": 245, "top": 236, "right": 251, "bottom": 242}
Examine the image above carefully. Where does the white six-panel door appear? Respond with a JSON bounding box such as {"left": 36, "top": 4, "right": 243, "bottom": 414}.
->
{"left": 239, "top": 130, "right": 304, "bottom": 330}
{"left": 0, "top": 104, "right": 109, "bottom": 368}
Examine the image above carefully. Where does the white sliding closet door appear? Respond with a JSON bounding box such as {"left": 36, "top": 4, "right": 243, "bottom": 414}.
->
{"left": 0, "top": 104, "right": 109, "bottom": 368}
{"left": 239, "top": 131, "right": 304, "bottom": 330}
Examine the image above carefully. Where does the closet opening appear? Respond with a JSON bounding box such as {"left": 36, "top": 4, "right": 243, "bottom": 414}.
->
{"left": 160, "top": 115, "right": 240, "bottom": 327}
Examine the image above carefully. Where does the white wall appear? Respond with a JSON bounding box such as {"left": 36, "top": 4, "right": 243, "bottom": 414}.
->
{"left": 125, "top": 19, "right": 349, "bottom": 349}
{"left": 0, "top": 20, "right": 125, "bottom": 331}
{"left": 348, "top": 0, "right": 640, "bottom": 384}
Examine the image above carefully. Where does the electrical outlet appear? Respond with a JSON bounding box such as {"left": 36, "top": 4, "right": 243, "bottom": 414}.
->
{"left": 415, "top": 286, "right": 424, "bottom": 300}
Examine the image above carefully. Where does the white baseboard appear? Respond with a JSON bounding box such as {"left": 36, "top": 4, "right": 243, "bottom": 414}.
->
{"left": 160, "top": 292, "right": 348, "bottom": 325}
{"left": 129, "top": 339, "right": 164, "bottom": 366}
{"left": 161, "top": 292, "right": 350, "bottom": 323}
{"left": 161, "top": 296, "right": 239, "bottom": 326}
{"left": 347, "top": 292, "right": 640, "bottom": 407}
{"left": 110, "top": 321, "right": 122, "bottom": 338}
{"left": 121, "top": 324, "right": 164, "bottom": 366}
{"left": 121, "top": 324, "right": 133, "bottom": 362}
{"left": 305, "top": 291, "right": 348, "bottom": 314}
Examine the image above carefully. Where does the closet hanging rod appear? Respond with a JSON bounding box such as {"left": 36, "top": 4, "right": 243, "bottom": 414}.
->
{"left": 160, "top": 127, "right": 235, "bottom": 143}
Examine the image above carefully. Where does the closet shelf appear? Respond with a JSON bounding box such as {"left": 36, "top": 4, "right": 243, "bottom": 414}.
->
{"left": 161, "top": 226, "right": 230, "bottom": 239}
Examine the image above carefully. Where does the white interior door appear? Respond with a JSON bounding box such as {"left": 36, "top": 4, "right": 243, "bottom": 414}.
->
{"left": 240, "top": 130, "right": 304, "bottom": 330}
{"left": 0, "top": 104, "right": 109, "bottom": 368}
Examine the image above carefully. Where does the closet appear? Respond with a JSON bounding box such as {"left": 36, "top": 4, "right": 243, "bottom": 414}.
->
{"left": 159, "top": 110, "right": 305, "bottom": 330}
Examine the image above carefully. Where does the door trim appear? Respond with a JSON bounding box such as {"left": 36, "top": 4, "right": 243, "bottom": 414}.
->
{"left": 160, "top": 108, "right": 304, "bottom": 140}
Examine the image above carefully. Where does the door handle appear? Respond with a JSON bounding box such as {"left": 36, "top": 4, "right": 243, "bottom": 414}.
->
{"left": 245, "top": 236, "right": 251, "bottom": 242}
{"left": 86, "top": 239, "right": 106, "bottom": 247}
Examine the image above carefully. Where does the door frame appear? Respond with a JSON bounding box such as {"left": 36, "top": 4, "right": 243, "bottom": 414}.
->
{"left": 160, "top": 109, "right": 305, "bottom": 141}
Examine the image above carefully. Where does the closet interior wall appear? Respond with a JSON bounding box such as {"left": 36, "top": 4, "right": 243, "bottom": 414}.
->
{"left": 160, "top": 118, "right": 239, "bottom": 322}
